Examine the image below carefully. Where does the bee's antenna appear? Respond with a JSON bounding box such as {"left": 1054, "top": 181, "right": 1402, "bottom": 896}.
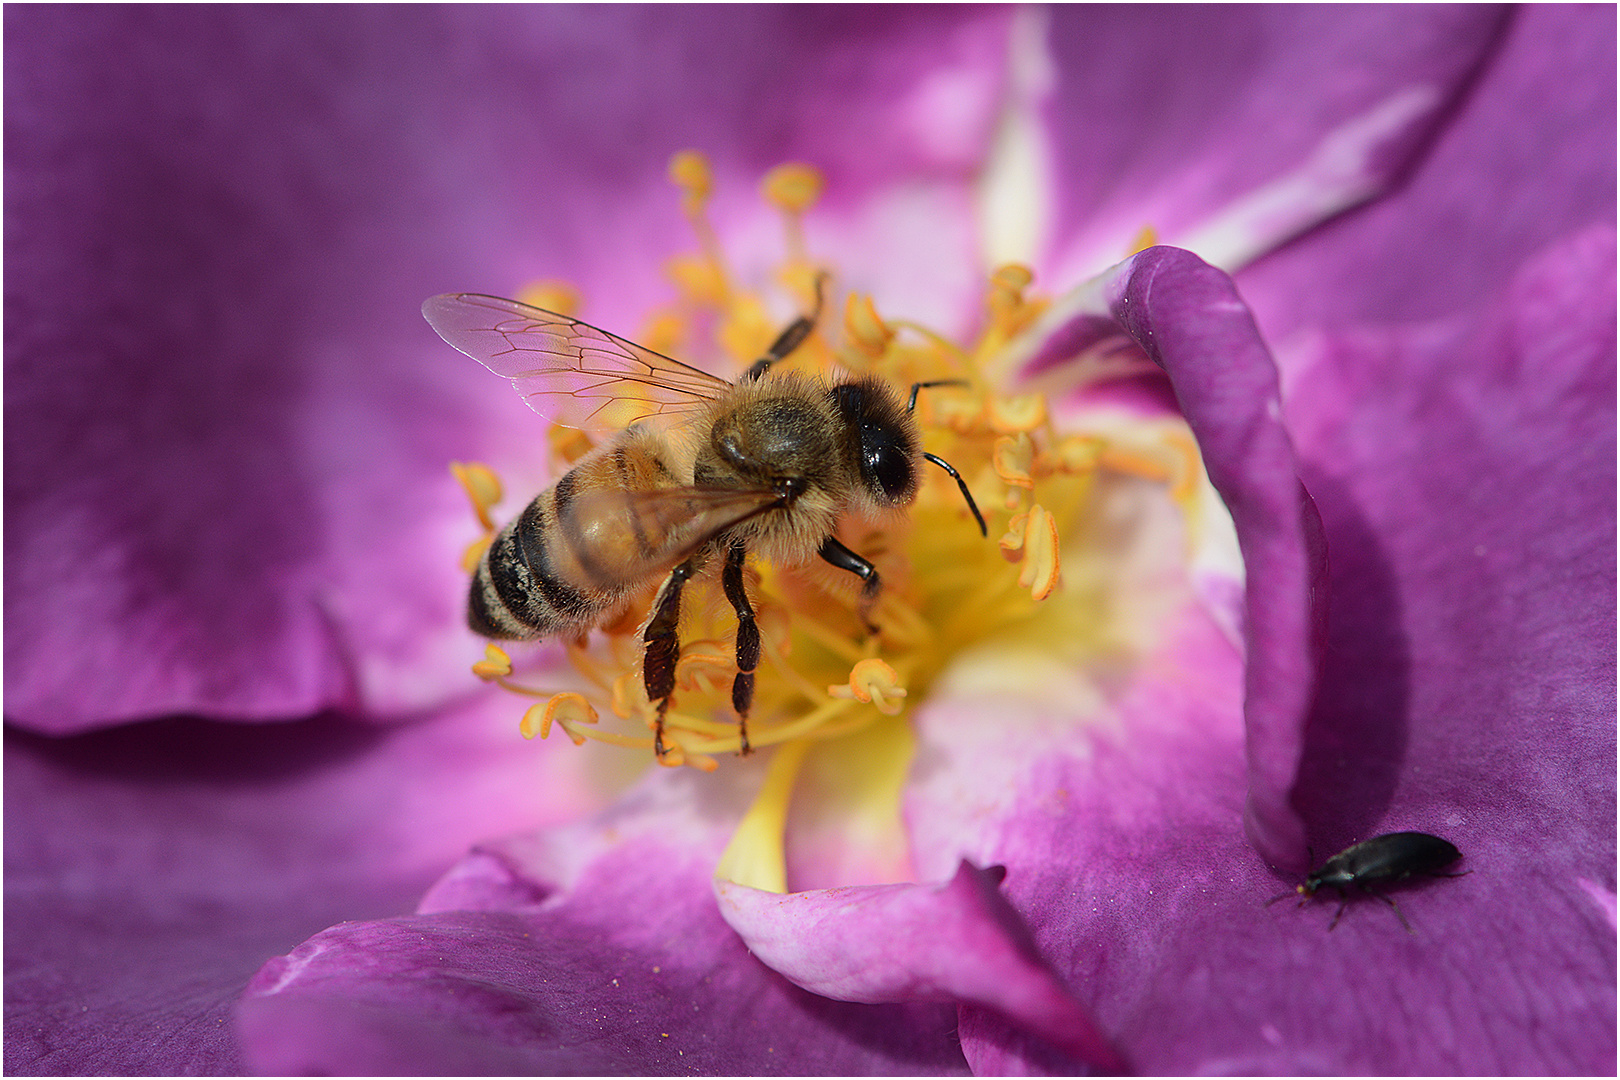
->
{"left": 904, "top": 381, "right": 987, "bottom": 538}
{"left": 906, "top": 379, "right": 969, "bottom": 413}
{"left": 922, "top": 452, "right": 987, "bottom": 537}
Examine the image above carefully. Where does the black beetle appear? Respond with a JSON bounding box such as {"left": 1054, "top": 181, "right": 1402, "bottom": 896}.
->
{"left": 1270, "top": 831, "right": 1464, "bottom": 933}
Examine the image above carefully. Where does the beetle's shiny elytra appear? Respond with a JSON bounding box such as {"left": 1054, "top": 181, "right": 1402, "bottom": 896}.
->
{"left": 1270, "top": 831, "right": 1464, "bottom": 934}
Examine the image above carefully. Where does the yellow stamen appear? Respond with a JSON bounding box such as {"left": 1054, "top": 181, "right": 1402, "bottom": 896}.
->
{"left": 471, "top": 643, "right": 512, "bottom": 681}
{"left": 981, "top": 263, "right": 1049, "bottom": 351}
{"left": 987, "top": 393, "right": 1047, "bottom": 435}
{"left": 843, "top": 292, "right": 895, "bottom": 361}
{"left": 993, "top": 433, "right": 1037, "bottom": 491}
{"left": 762, "top": 163, "right": 824, "bottom": 270}
{"left": 665, "top": 253, "right": 730, "bottom": 308}
{"left": 668, "top": 149, "right": 730, "bottom": 304}
{"left": 776, "top": 259, "right": 826, "bottom": 318}
{"left": 609, "top": 670, "right": 640, "bottom": 719}
{"left": 668, "top": 149, "right": 713, "bottom": 218}
{"left": 1128, "top": 225, "right": 1159, "bottom": 255}
{"left": 828, "top": 658, "right": 908, "bottom": 716}
{"left": 638, "top": 309, "right": 687, "bottom": 358}
{"left": 714, "top": 740, "right": 811, "bottom": 892}
{"left": 450, "top": 460, "right": 502, "bottom": 533}
{"left": 1017, "top": 504, "right": 1062, "bottom": 600}
{"left": 521, "top": 692, "right": 598, "bottom": 740}
{"left": 548, "top": 426, "right": 595, "bottom": 466}
{"left": 459, "top": 535, "right": 491, "bottom": 575}
{"left": 1043, "top": 434, "right": 1106, "bottom": 475}
{"left": 932, "top": 393, "right": 988, "bottom": 436}
{"left": 676, "top": 646, "right": 734, "bottom": 694}
{"left": 717, "top": 293, "right": 776, "bottom": 366}
{"left": 762, "top": 163, "right": 825, "bottom": 217}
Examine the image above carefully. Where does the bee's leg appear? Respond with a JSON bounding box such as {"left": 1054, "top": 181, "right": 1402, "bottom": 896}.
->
{"left": 643, "top": 560, "right": 695, "bottom": 761}
{"left": 740, "top": 274, "right": 826, "bottom": 383}
{"left": 720, "top": 539, "right": 759, "bottom": 756}
{"left": 818, "top": 536, "right": 881, "bottom": 635}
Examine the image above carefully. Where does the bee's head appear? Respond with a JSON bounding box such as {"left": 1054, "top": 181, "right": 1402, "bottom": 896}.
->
{"left": 831, "top": 377, "right": 918, "bottom": 506}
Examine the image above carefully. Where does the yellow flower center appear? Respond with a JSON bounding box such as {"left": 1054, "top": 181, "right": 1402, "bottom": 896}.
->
{"left": 451, "top": 152, "right": 1216, "bottom": 884}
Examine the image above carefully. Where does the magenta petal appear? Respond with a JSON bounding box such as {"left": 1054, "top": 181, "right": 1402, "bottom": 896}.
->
{"left": 1097, "top": 247, "right": 1327, "bottom": 868}
{"left": 1279, "top": 222, "right": 1616, "bottom": 852}
{"left": 1239, "top": 4, "right": 1616, "bottom": 338}
{"left": 1042, "top": 7, "right": 1507, "bottom": 274}
{"left": 4, "top": 689, "right": 602, "bottom": 1075}
{"left": 239, "top": 828, "right": 971, "bottom": 1075}
{"left": 4, "top": 6, "right": 1013, "bottom": 733}
{"left": 717, "top": 861, "right": 1125, "bottom": 1071}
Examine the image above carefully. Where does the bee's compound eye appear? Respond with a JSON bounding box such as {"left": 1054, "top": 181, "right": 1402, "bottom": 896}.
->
{"left": 863, "top": 432, "right": 914, "bottom": 502}
{"left": 833, "top": 381, "right": 918, "bottom": 505}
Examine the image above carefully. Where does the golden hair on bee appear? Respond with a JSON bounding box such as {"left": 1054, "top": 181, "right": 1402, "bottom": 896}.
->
{"left": 424, "top": 289, "right": 986, "bottom": 761}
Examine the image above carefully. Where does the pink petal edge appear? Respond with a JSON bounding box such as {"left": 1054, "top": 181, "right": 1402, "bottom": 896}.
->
{"left": 716, "top": 860, "right": 1126, "bottom": 1072}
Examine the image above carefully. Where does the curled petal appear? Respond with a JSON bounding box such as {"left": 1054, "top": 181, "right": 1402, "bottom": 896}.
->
{"left": 1005, "top": 246, "right": 1326, "bottom": 869}
{"left": 716, "top": 861, "right": 1126, "bottom": 1071}
{"left": 1105, "top": 248, "right": 1327, "bottom": 869}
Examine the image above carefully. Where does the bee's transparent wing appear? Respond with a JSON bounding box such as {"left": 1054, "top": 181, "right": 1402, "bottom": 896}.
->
{"left": 563, "top": 484, "right": 785, "bottom": 582}
{"left": 423, "top": 293, "right": 732, "bottom": 433}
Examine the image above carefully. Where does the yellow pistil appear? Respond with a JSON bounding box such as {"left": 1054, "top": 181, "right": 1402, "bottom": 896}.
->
{"left": 714, "top": 740, "right": 810, "bottom": 893}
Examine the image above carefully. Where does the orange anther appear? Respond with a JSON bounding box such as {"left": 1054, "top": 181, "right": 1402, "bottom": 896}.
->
{"left": 987, "top": 394, "right": 1047, "bottom": 434}
{"left": 471, "top": 643, "right": 512, "bottom": 681}
{"left": 1017, "top": 504, "right": 1061, "bottom": 600}
{"left": 993, "top": 433, "right": 1036, "bottom": 490}
{"left": 762, "top": 163, "right": 825, "bottom": 215}
{"left": 668, "top": 150, "right": 713, "bottom": 216}
{"left": 844, "top": 292, "right": 894, "bottom": 360}
{"left": 828, "top": 658, "right": 907, "bottom": 716}
{"left": 522, "top": 692, "right": 599, "bottom": 741}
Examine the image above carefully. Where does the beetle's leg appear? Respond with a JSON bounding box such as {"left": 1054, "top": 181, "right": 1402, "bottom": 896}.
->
{"left": 721, "top": 539, "right": 758, "bottom": 756}
{"left": 818, "top": 536, "right": 881, "bottom": 635}
{"left": 643, "top": 559, "right": 696, "bottom": 761}
{"left": 1326, "top": 887, "right": 1351, "bottom": 931}
{"left": 1365, "top": 887, "right": 1416, "bottom": 935}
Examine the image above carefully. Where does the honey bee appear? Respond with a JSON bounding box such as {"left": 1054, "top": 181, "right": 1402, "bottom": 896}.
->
{"left": 423, "top": 289, "right": 985, "bottom": 760}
